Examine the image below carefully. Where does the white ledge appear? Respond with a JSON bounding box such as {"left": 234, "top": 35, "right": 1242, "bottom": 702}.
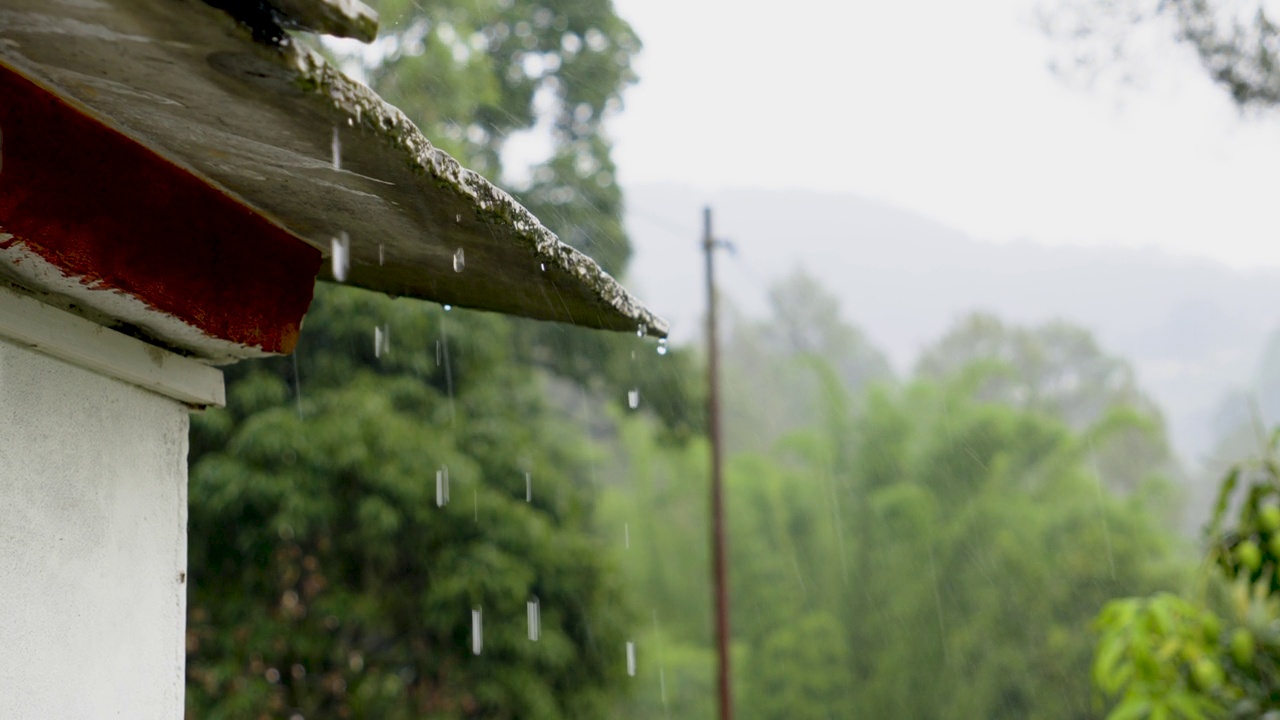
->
{"left": 0, "top": 284, "right": 225, "bottom": 408}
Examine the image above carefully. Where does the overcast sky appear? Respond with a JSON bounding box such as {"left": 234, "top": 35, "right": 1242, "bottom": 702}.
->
{"left": 606, "top": 0, "right": 1280, "bottom": 271}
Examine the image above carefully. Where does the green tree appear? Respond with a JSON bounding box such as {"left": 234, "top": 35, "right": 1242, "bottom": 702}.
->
{"left": 916, "top": 313, "right": 1158, "bottom": 431}
{"left": 917, "top": 313, "right": 1181, "bottom": 496}
{"left": 595, "top": 411, "right": 717, "bottom": 719}
{"left": 602, "top": 297, "right": 1187, "bottom": 719}
{"left": 1093, "top": 431, "right": 1280, "bottom": 718}
{"left": 721, "top": 271, "right": 894, "bottom": 454}
{"left": 367, "top": 0, "right": 639, "bottom": 277}
{"left": 830, "top": 368, "right": 1183, "bottom": 719}
{"left": 752, "top": 612, "right": 852, "bottom": 720}
{"left": 186, "top": 292, "right": 634, "bottom": 719}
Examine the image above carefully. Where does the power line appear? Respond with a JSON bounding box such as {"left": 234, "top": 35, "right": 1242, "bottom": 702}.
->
{"left": 629, "top": 204, "right": 699, "bottom": 239}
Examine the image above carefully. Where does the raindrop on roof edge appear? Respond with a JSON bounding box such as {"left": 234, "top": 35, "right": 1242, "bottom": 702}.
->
{"left": 657, "top": 338, "right": 668, "bottom": 355}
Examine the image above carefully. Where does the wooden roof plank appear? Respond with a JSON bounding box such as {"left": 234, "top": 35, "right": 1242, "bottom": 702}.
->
{"left": 0, "top": 0, "right": 668, "bottom": 345}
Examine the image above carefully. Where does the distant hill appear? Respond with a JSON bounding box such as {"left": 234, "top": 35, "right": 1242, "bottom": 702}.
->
{"left": 622, "top": 183, "right": 1280, "bottom": 464}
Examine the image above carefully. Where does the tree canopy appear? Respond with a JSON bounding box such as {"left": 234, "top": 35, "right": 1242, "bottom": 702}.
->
{"left": 1043, "top": 0, "right": 1280, "bottom": 110}
{"left": 598, "top": 302, "right": 1189, "bottom": 718}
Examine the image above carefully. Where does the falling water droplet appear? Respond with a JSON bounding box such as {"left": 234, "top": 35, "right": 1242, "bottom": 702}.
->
{"left": 636, "top": 324, "right": 645, "bottom": 337}
{"left": 657, "top": 338, "right": 668, "bottom": 356}
{"left": 472, "top": 607, "right": 483, "bottom": 655}
{"left": 627, "top": 389, "right": 640, "bottom": 409}
{"left": 624, "top": 522, "right": 630, "bottom": 549}
{"left": 453, "top": 248, "right": 465, "bottom": 272}
{"left": 455, "top": 214, "right": 462, "bottom": 222}
{"left": 347, "top": 117, "right": 353, "bottom": 127}
{"left": 527, "top": 597, "right": 541, "bottom": 641}
{"left": 539, "top": 263, "right": 546, "bottom": 271}
{"left": 525, "top": 472, "right": 532, "bottom": 502}
{"left": 291, "top": 353, "right": 303, "bottom": 420}
{"left": 435, "top": 340, "right": 442, "bottom": 366}
{"left": 331, "top": 232, "right": 350, "bottom": 282}
{"left": 331, "top": 126, "right": 341, "bottom": 170}
{"left": 436, "top": 465, "right": 450, "bottom": 507}
{"left": 444, "top": 304, "right": 453, "bottom": 312}
{"left": 378, "top": 244, "right": 385, "bottom": 266}
{"left": 374, "top": 324, "right": 389, "bottom": 358}
{"left": 626, "top": 641, "right": 636, "bottom": 676}
{"left": 355, "top": 106, "right": 362, "bottom": 123}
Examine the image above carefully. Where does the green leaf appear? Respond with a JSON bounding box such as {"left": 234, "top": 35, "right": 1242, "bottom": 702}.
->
{"left": 1211, "top": 467, "right": 1241, "bottom": 537}
{"left": 1108, "top": 698, "right": 1152, "bottom": 720}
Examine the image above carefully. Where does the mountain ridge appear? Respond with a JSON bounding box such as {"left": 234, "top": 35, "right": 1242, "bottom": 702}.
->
{"left": 623, "top": 182, "right": 1280, "bottom": 462}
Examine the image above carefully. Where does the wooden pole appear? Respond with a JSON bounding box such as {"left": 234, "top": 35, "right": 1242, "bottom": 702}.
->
{"left": 704, "top": 206, "right": 734, "bottom": 720}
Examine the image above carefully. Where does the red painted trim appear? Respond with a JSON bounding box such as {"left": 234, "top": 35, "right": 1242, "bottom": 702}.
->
{"left": 0, "top": 62, "right": 320, "bottom": 354}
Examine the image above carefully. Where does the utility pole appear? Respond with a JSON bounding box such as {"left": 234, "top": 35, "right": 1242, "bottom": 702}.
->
{"left": 704, "top": 206, "right": 733, "bottom": 720}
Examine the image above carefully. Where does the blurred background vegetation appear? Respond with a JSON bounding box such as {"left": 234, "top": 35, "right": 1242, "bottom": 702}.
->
{"left": 183, "top": 0, "right": 1280, "bottom": 717}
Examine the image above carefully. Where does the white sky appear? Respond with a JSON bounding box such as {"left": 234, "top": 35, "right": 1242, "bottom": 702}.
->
{"left": 607, "top": 0, "right": 1280, "bottom": 270}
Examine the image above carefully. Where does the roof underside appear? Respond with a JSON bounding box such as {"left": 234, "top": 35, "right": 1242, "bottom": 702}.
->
{"left": 0, "top": 0, "right": 668, "bottom": 338}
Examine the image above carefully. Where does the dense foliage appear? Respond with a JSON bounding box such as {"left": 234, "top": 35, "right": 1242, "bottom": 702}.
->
{"left": 601, "top": 305, "right": 1189, "bottom": 719}
{"left": 187, "top": 295, "right": 635, "bottom": 718}
{"left": 1093, "top": 432, "right": 1280, "bottom": 719}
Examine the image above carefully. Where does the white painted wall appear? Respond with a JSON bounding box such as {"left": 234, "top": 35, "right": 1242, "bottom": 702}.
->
{"left": 0, "top": 335, "right": 190, "bottom": 718}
